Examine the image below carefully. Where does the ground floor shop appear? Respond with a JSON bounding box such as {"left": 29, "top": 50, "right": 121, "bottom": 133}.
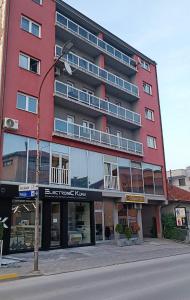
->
{"left": 0, "top": 184, "right": 165, "bottom": 254}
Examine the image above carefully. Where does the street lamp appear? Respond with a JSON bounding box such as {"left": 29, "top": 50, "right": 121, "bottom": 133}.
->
{"left": 34, "top": 41, "right": 73, "bottom": 272}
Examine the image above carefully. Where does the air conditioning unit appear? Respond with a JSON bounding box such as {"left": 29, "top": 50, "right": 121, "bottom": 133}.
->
{"left": 55, "top": 67, "right": 61, "bottom": 76}
{"left": 3, "top": 118, "right": 19, "bottom": 130}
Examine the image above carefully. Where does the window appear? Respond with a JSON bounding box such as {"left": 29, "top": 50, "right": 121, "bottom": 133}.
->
{"left": 140, "top": 59, "right": 150, "bottom": 71}
{"left": 67, "top": 81, "right": 74, "bottom": 87}
{"left": 82, "top": 120, "right": 95, "bottom": 129}
{"left": 19, "top": 53, "right": 40, "bottom": 74}
{"left": 147, "top": 136, "right": 157, "bottom": 149}
{"left": 145, "top": 108, "right": 154, "bottom": 121}
{"left": 67, "top": 115, "right": 75, "bottom": 123}
{"left": 143, "top": 82, "right": 152, "bottom": 95}
{"left": 21, "top": 16, "right": 41, "bottom": 37}
{"left": 116, "top": 131, "right": 122, "bottom": 138}
{"left": 32, "top": 0, "right": 43, "bottom": 4}
{"left": 82, "top": 88, "right": 94, "bottom": 95}
{"left": 17, "top": 93, "right": 37, "bottom": 113}
{"left": 179, "top": 178, "right": 186, "bottom": 186}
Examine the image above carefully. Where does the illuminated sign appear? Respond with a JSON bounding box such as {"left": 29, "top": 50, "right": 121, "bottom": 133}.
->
{"left": 175, "top": 207, "right": 187, "bottom": 227}
{"left": 126, "top": 195, "right": 145, "bottom": 203}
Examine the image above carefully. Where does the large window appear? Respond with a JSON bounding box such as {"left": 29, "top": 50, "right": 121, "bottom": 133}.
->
{"left": 143, "top": 164, "right": 154, "bottom": 194}
{"left": 154, "top": 167, "right": 164, "bottom": 195}
{"left": 17, "top": 92, "right": 37, "bottom": 113}
{"left": 88, "top": 151, "right": 104, "bottom": 189}
{"left": 131, "top": 162, "right": 144, "bottom": 193}
{"left": 119, "top": 158, "right": 132, "bottom": 192}
{"left": 21, "top": 16, "right": 41, "bottom": 37}
{"left": 143, "top": 82, "right": 152, "bottom": 95}
{"left": 70, "top": 148, "right": 88, "bottom": 188}
{"left": 19, "top": 53, "right": 40, "bottom": 74}
{"left": 10, "top": 200, "right": 41, "bottom": 251}
{"left": 68, "top": 202, "right": 91, "bottom": 246}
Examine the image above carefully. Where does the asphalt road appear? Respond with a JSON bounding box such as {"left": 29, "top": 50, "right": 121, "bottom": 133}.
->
{"left": 1, "top": 253, "right": 190, "bottom": 300}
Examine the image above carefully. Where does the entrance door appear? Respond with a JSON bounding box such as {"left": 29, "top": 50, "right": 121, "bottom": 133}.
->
{"left": 51, "top": 153, "right": 69, "bottom": 185}
{"left": 94, "top": 201, "right": 104, "bottom": 241}
{"left": 50, "top": 202, "right": 60, "bottom": 247}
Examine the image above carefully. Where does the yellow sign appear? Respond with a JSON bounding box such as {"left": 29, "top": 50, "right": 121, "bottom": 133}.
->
{"left": 126, "top": 195, "right": 145, "bottom": 203}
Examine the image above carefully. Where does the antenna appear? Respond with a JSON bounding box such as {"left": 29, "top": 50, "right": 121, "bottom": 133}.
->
{"left": 64, "top": 61, "right": 72, "bottom": 75}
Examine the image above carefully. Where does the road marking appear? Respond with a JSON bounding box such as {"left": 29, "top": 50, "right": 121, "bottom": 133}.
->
{"left": 0, "top": 273, "right": 18, "bottom": 281}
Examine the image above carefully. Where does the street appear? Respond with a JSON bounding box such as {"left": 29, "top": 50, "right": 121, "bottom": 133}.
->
{"left": 1, "top": 253, "right": 190, "bottom": 300}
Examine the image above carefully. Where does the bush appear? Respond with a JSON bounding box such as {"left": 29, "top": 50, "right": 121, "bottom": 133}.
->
{"left": 162, "top": 213, "right": 187, "bottom": 241}
{"left": 124, "top": 226, "right": 132, "bottom": 240}
{"left": 115, "top": 224, "right": 123, "bottom": 235}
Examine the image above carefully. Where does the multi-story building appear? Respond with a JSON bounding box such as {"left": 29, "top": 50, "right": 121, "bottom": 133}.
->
{"left": 167, "top": 167, "right": 190, "bottom": 192}
{"left": 0, "top": 0, "right": 167, "bottom": 253}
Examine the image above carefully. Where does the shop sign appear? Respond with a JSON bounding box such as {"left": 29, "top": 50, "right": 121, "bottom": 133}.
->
{"left": 126, "top": 195, "right": 145, "bottom": 203}
{"left": 19, "top": 190, "right": 37, "bottom": 198}
{"left": 175, "top": 207, "right": 187, "bottom": 227}
{"left": 19, "top": 184, "right": 38, "bottom": 191}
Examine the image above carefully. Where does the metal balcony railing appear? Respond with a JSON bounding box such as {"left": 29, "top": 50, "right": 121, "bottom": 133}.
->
{"left": 54, "top": 119, "right": 143, "bottom": 156}
{"left": 56, "top": 12, "right": 137, "bottom": 72}
{"left": 104, "top": 175, "right": 119, "bottom": 190}
{"left": 54, "top": 81, "right": 141, "bottom": 126}
{"left": 50, "top": 167, "right": 69, "bottom": 185}
{"left": 55, "top": 45, "right": 139, "bottom": 99}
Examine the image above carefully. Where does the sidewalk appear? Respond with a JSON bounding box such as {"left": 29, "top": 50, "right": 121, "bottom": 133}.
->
{"left": 1, "top": 239, "right": 190, "bottom": 277}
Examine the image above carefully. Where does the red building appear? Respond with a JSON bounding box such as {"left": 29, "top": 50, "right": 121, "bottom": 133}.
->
{"left": 0, "top": 0, "right": 167, "bottom": 253}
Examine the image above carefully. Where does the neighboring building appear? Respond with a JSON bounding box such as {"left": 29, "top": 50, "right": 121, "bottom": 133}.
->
{"left": 162, "top": 184, "right": 190, "bottom": 226}
{"left": 0, "top": 0, "right": 167, "bottom": 253}
{"left": 167, "top": 167, "right": 190, "bottom": 192}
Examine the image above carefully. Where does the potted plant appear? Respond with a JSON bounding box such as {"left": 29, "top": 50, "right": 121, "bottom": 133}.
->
{"left": 115, "top": 224, "right": 126, "bottom": 246}
{"left": 130, "top": 222, "right": 142, "bottom": 244}
{"left": 124, "top": 225, "right": 133, "bottom": 245}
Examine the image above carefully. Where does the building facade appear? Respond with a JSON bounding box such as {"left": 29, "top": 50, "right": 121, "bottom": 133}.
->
{"left": 0, "top": 0, "right": 167, "bottom": 253}
{"left": 167, "top": 167, "right": 190, "bottom": 192}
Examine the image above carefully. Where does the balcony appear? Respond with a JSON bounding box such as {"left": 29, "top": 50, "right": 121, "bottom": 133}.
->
{"left": 53, "top": 118, "right": 143, "bottom": 156}
{"left": 104, "top": 175, "right": 119, "bottom": 190}
{"left": 54, "top": 81, "right": 141, "bottom": 128}
{"left": 50, "top": 167, "right": 69, "bottom": 185}
{"left": 55, "top": 45, "right": 139, "bottom": 102}
{"left": 55, "top": 12, "right": 137, "bottom": 76}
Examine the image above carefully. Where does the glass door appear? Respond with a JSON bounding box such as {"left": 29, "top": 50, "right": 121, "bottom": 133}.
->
{"left": 50, "top": 202, "right": 60, "bottom": 247}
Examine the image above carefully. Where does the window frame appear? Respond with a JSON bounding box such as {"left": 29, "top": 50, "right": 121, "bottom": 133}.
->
{"left": 140, "top": 59, "right": 150, "bottom": 71}
{"left": 143, "top": 82, "right": 152, "bottom": 95}
{"left": 145, "top": 108, "right": 154, "bottom": 121}
{"left": 32, "top": 0, "right": 43, "bottom": 5}
{"left": 19, "top": 53, "right": 40, "bottom": 74}
{"left": 21, "top": 15, "right": 41, "bottom": 38}
{"left": 147, "top": 135, "right": 157, "bottom": 149}
{"left": 82, "top": 120, "right": 95, "bottom": 129}
{"left": 17, "top": 92, "right": 38, "bottom": 114}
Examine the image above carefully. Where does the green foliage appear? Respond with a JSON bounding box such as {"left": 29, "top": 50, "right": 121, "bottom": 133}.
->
{"left": 124, "top": 226, "right": 132, "bottom": 240}
{"left": 0, "top": 222, "right": 4, "bottom": 241}
{"left": 115, "top": 224, "right": 123, "bottom": 234}
{"left": 162, "top": 213, "right": 187, "bottom": 241}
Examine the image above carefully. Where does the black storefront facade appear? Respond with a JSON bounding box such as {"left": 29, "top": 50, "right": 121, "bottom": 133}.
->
{"left": 0, "top": 184, "right": 102, "bottom": 254}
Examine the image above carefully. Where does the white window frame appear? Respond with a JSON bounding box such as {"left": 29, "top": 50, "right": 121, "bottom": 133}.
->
{"left": 21, "top": 16, "right": 41, "bottom": 38}
{"left": 140, "top": 59, "right": 150, "bottom": 71}
{"left": 147, "top": 135, "right": 157, "bottom": 149}
{"left": 67, "top": 115, "right": 75, "bottom": 123}
{"left": 82, "top": 88, "right": 94, "bottom": 95}
{"left": 143, "top": 82, "right": 152, "bottom": 95}
{"left": 82, "top": 120, "right": 95, "bottom": 129}
{"left": 145, "top": 108, "right": 154, "bottom": 121}
{"left": 67, "top": 81, "right": 74, "bottom": 87}
{"left": 19, "top": 53, "right": 40, "bottom": 74}
{"left": 32, "top": 0, "right": 43, "bottom": 5}
{"left": 17, "top": 92, "right": 38, "bottom": 114}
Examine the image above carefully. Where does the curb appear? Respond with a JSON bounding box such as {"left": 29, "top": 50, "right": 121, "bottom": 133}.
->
{"left": 0, "top": 273, "right": 18, "bottom": 281}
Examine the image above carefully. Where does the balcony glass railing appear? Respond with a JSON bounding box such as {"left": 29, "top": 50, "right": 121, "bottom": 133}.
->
{"left": 55, "top": 81, "right": 141, "bottom": 126}
{"left": 54, "top": 118, "right": 143, "bottom": 156}
{"left": 55, "top": 45, "right": 139, "bottom": 98}
{"left": 56, "top": 12, "right": 137, "bottom": 72}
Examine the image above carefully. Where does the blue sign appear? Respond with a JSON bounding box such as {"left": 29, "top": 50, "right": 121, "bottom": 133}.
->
{"left": 19, "top": 190, "right": 37, "bottom": 198}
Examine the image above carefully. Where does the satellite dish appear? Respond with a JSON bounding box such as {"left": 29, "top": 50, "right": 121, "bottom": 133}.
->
{"left": 64, "top": 61, "right": 72, "bottom": 75}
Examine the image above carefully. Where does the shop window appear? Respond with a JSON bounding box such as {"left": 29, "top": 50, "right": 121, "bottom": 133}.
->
{"left": 154, "top": 168, "right": 164, "bottom": 195}
{"left": 68, "top": 202, "right": 91, "bottom": 246}
{"left": 10, "top": 200, "right": 42, "bottom": 251}
{"left": 131, "top": 162, "right": 144, "bottom": 193}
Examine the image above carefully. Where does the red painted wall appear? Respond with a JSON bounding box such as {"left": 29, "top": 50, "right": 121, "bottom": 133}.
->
{"left": 3, "top": 0, "right": 55, "bottom": 141}
{"left": 134, "top": 54, "right": 167, "bottom": 196}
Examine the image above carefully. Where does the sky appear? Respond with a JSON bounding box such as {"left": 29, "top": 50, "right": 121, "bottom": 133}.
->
{"left": 64, "top": 0, "right": 190, "bottom": 170}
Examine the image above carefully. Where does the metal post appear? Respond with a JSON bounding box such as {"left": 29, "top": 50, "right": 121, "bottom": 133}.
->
{"left": 33, "top": 41, "right": 73, "bottom": 272}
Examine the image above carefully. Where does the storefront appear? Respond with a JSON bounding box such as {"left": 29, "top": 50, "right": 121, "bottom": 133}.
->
{"left": 0, "top": 184, "right": 102, "bottom": 254}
